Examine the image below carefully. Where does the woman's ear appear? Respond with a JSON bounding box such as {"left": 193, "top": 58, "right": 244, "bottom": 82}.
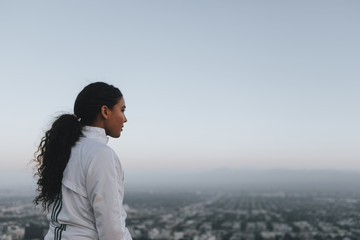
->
{"left": 100, "top": 105, "right": 110, "bottom": 119}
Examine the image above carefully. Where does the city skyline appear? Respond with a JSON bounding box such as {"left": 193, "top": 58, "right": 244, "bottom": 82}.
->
{"left": 1, "top": 189, "right": 360, "bottom": 240}
{"left": 0, "top": 1, "right": 359, "bottom": 174}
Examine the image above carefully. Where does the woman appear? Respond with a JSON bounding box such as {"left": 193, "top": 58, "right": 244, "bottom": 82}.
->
{"left": 33, "top": 82, "right": 132, "bottom": 240}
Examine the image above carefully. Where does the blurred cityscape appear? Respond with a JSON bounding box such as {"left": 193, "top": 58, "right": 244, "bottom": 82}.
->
{"left": 1, "top": 189, "right": 360, "bottom": 240}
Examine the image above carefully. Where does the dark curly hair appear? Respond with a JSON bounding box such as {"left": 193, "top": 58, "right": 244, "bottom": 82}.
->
{"left": 33, "top": 82, "right": 123, "bottom": 211}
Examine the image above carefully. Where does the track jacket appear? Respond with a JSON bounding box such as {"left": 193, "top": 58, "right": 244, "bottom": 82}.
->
{"left": 44, "top": 126, "right": 132, "bottom": 240}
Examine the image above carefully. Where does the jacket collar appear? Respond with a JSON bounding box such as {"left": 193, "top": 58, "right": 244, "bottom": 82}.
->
{"left": 82, "top": 126, "right": 109, "bottom": 144}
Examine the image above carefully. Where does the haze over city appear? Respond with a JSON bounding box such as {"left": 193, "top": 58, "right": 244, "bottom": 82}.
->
{"left": 0, "top": 1, "right": 359, "bottom": 188}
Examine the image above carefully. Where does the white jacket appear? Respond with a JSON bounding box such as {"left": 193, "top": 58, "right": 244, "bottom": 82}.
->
{"left": 44, "top": 126, "right": 132, "bottom": 240}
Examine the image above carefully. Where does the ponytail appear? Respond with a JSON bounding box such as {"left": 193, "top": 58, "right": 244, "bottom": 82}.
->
{"left": 34, "top": 114, "right": 83, "bottom": 211}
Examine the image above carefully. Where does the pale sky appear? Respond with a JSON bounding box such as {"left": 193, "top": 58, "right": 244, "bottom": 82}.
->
{"left": 0, "top": 1, "right": 359, "bottom": 174}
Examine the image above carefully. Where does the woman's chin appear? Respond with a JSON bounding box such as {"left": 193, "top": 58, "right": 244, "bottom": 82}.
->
{"left": 109, "top": 132, "right": 121, "bottom": 138}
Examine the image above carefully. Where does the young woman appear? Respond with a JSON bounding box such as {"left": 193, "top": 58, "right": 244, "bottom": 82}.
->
{"left": 33, "top": 82, "right": 132, "bottom": 240}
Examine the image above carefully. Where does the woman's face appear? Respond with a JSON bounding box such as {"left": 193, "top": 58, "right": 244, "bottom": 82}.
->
{"left": 104, "top": 97, "right": 127, "bottom": 138}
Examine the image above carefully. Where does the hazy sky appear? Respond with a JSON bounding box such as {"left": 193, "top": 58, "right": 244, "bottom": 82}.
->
{"left": 0, "top": 1, "right": 359, "bottom": 174}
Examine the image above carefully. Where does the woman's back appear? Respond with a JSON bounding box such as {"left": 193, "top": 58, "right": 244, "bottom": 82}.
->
{"left": 45, "top": 126, "right": 131, "bottom": 240}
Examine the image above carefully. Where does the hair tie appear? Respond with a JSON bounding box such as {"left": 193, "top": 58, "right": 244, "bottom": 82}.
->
{"left": 73, "top": 114, "right": 81, "bottom": 122}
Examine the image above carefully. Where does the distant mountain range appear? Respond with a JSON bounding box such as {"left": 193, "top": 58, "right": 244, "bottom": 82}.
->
{"left": 125, "top": 168, "right": 360, "bottom": 193}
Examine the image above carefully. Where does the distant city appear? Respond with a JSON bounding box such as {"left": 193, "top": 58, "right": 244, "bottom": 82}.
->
{"left": 1, "top": 187, "right": 360, "bottom": 240}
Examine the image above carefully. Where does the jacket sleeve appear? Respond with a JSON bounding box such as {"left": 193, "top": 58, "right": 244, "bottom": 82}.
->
{"left": 85, "top": 146, "right": 132, "bottom": 240}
